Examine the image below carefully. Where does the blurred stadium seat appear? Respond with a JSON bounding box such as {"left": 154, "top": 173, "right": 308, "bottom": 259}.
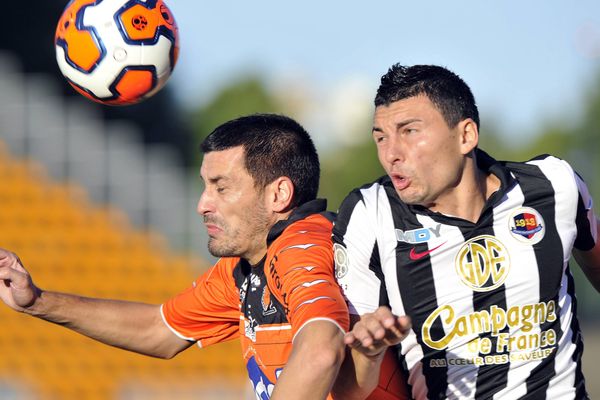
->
{"left": 0, "top": 140, "right": 249, "bottom": 399}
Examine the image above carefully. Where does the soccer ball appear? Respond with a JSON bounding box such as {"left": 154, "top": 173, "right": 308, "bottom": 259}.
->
{"left": 55, "top": 0, "right": 179, "bottom": 106}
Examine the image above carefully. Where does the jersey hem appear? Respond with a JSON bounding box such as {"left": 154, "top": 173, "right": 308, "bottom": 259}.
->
{"left": 292, "top": 317, "right": 346, "bottom": 343}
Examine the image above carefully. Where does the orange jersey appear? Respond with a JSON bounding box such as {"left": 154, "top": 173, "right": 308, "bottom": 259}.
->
{"left": 161, "top": 200, "right": 349, "bottom": 399}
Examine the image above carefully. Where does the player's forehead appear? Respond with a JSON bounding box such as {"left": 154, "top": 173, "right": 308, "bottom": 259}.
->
{"left": 373, "top": 95, "right": 438, "bottom": 128}
{"left": 200, "top": 146, "right": 248, "bottom": 182}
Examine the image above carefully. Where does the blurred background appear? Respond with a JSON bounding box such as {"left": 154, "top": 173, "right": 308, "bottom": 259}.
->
{"left": 1, "top": 0, "right": 599, "bottom": 398}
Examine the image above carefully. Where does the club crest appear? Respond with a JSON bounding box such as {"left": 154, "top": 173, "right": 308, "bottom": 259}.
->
{"left": 334, "top": 243, "right": 349, "bottom": 279}
{"left": 508, "top": 207, "right": 545, "bottom": 244}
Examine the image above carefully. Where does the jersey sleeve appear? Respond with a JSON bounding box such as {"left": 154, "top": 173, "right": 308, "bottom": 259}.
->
{"left": 333, "top": 188, "right": 386, "bottom": 315}
{"left": 161, "top": 259, "right": 240, "bottom": 347}
{"left": 573, "top": 170, "right": 598, "bottom": 251}
{"left": 269, "top": 215, "right": 349, "bottom": 339}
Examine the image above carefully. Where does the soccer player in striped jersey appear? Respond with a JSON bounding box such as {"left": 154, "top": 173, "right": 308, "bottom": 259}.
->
{"left": 333, "top": 64, "right": 600, "bottom": 399}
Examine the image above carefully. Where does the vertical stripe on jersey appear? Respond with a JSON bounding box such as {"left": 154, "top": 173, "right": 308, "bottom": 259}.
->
{"left": 513, "top": 161, "right": 565, "bottom": 399}
{"left": 454, "top": 212, "right": 511, "bottom": 399}
{"left": 490, "top": 184, "right": 544, "bottom": 400}
{"left": 416, "top": 214, "right": 479, "bottom": 398}
{"left": 564, "top": 265, "right": 587, "bottom": 399}
{"left": 525, "top": 158, "right": 588, "bottom": 399}
{"left": 333, "top": 190, "right": 361, "bottom": 240}
{"left": 334, "top": 189, "right": 387, "bottom": 313}
{"left": 385, "top": 185, "right": 449, "bottom": 399}
{"left": 370, "top": 241, "right": 390, "bottom": 307}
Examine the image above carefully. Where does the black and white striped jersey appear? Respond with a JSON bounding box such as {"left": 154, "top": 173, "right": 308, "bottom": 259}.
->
{"left": 333, "top": 150, "right": 598, "bottom": 400}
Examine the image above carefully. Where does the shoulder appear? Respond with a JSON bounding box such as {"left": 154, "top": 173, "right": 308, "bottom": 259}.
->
{"left": 198, "top": 257, "right": 240, "bottom": 290}
{"left": 166, "top": 257, "right": 241, "bottom": 316}
{"left": 335, "top": 175, "right": 410, "bottom": 238}
{"left": 209, "top": 257, "right": 240, "bottom": 275}
{"left": 271, "top": 213, "right": 333, "bottom": 252}
{"left": 505, "top": 154, "right": 577, "bottom": 180}
{"left": 338, "top": 175, "right": 392, "bottom": 216}
{"left": 266, "top": 213, "right": 335, "bottom": 276}
{"left": 504, "top": 155, "right": 587, "bottom": 209}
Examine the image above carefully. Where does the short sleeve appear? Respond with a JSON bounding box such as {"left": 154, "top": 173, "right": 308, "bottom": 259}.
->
{"left": 161, "top": 259, "right": 240, "bottom": 347}
{"left": 573, "top": 171, "right": 598, "bottom": 251}
{"left": 269, "top": 215, "right": 349, "bottom": 338}
{"left": 333, "top": 189, "right": 386, "bottom": 315}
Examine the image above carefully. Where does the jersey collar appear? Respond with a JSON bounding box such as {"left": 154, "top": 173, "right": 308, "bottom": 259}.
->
{"left": 475, "top": 148, "right": 517, "bottom": 206}
{"left": 266, "top": 199, "right": 328, "bottom": 245}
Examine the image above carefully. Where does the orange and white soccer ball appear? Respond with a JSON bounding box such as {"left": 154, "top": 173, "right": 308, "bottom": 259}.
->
{"left": 55, "top": 0, "right": 179, "bottom": 105}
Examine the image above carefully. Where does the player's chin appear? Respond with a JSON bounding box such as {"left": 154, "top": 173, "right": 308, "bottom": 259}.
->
{"left": 398, "top": 190, "right": 428, "bottom": 206}
{"left": 207, "top": 240, "right": 222, "bottom": 256}
{"left": 207, "top": 240, "right": 238, "bottom": 259}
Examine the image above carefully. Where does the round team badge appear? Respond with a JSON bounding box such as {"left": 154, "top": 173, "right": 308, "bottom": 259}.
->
{"left": 334, "top": 243, "right": 349, "bottom": 279}
{"left": 455, "top": 235, "right": 510, "bottom": 292}
{"left": 508, "top": 207, "right": 545, "bottom": 245}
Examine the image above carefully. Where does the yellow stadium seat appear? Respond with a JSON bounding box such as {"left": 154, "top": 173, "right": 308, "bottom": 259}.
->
{"left": 0, "top": 140, "right": 246, "bottom": 399}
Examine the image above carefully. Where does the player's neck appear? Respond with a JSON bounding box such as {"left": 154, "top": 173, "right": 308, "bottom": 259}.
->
{"left": 429, "top": 162, "right": 499, "bottom": 223}
{"left": 244, "top": 209, "right": 295, "bottom": 266}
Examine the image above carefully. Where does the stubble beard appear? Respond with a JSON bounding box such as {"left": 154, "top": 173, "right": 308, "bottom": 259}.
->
{"left": 207, "top": 230, "right": 239, "bottom": 258}
{"left": 206, "top": 200, "right": 271, "bottom": 260}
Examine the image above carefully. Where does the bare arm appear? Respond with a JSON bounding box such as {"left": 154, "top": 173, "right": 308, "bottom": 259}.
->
{"left": 573, "top": 216, "right": 600, "bottom": 292}
{"left": 270, "top": 320, "right": 345, "bottom": 400}
{"left": 332, "top": 308, "right": 411, "bottom": 400}
{"left": 0, "top": 248, "right": 192, "bottom": 358}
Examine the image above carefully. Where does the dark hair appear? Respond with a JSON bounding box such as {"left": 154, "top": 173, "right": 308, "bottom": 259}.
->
{"left": 200, "top": 114, "right": 320, "bottom": 208}
{"left": 375, "top": 64, "right": 480, "bottom": 129}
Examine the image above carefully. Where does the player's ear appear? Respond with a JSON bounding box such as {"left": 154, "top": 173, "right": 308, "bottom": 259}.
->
{"left": 458, "top": 118, "right": 479, "bottom": 155}
{"left": 268, "top": 177, "right": 294, "bottom": 213}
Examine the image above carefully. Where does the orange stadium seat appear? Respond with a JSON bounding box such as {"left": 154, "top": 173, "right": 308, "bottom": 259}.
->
{"left": 0, "top": 140, "right": 248, "bottom": 399}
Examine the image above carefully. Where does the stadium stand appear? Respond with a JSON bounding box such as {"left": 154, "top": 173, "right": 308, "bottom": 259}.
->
{"left": 0, "top": 52, "right": 248, "bottom": 399}
{"left": 0, "top": 140, "right": 248, "bottom": 399}
{"left": 0, "top": 52, "right": 211, "bottom": 262}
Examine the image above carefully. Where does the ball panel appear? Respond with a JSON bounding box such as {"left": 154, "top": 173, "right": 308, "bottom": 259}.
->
{"left": 111, "top": 67, "right": 156, "bottom": 103}
{"left": 65, "top": 66, "right": 156, "bottom": 106}
{"left": 118, "top": 4, "right": 160, "bottom": 41}
{"left": 158, "top": 0, "right": 179, "bottom": 69}
{"left": 68, "top": 80, "right": 102, "bottom": 103}
{"left": 158, "top": 1, "right": 176, "bottom": 26}
{"left": 114, "top": 0, "right": 179, "bottom": 46}
{"left": 55, "top": 0, "right": 105, "bottom": 73}
{"left": 138, "top": 36, "right": 175, "bottom": 76}
{"left": 157, "top": 0, "right": 179, "bottom": 69}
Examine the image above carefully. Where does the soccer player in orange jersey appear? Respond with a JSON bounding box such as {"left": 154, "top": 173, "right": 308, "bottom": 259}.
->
{"left": 0, "top": 114, "right": 350, "bottom": 399}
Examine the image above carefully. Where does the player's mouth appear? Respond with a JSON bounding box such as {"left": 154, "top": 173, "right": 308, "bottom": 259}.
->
{"left": 204, "top": 223, "right": 223, "bottom": 236}
{"left": 390, "top": 173, "right": 411, "bottom": 191}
